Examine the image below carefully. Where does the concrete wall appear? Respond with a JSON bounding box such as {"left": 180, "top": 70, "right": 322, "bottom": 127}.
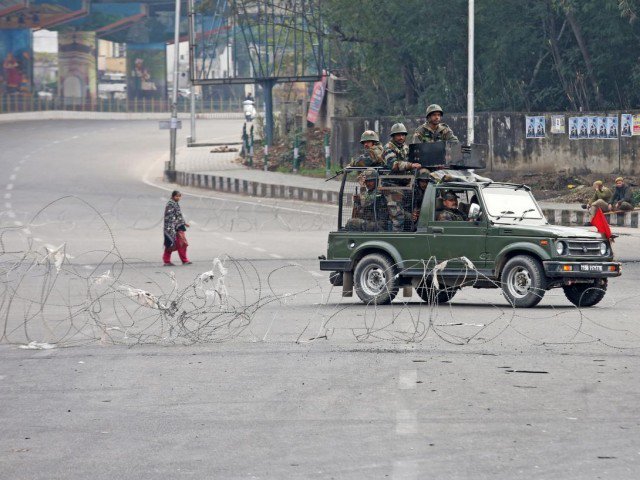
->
{"left": 331, "top": 112, "right": 640, "bottom": 175}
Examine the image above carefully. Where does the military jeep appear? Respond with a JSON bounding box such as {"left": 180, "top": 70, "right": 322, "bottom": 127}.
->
{"left": 319, "top": 166, "right": 621, "bottom": 308}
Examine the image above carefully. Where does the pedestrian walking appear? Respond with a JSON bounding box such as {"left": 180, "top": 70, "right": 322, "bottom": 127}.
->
{"left": 163, "top": 190, "right": 192, "bottom": 266}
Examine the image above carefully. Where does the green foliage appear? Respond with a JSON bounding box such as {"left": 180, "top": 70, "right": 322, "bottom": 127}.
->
{"left": 324, "top": 0, "right": 640, "bottom": 114}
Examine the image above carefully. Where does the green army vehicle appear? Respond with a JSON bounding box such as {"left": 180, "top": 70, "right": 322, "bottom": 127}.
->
{"left": 319, "top": 167, "right": 621, "bottom": 308}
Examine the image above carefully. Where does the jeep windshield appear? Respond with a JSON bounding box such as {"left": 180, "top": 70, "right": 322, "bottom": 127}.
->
{"left": 481, "top": 185, "right": 545, "bottom": 223}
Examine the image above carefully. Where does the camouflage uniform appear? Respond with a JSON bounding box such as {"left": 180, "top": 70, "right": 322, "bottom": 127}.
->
{"left": 412, "top": 123, "right": 459, "bottom": 144}
{"left": 436, "top": 207, "right": 467, "bottom": 221}
{"left": 381, "top": 141, "right": 411, "bottom": 231}
{"left": 412, "top": 104, "right": 459, "bottom": 144}
{"left": 346, "top": 174, "right": 389, "bottom": 231}
{"left": 349, "top": 143, "right": 385, "bottom": 168}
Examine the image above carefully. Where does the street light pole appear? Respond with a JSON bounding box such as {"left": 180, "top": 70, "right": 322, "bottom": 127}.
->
{"left": 167, "top": 0, "right": 182, "bottom": 181}
{"left": 467, "top": 0, "right": 475, "bottom": 145}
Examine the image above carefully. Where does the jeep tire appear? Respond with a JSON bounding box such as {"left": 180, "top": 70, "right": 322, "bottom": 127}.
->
{"left": 501, "top": 255, "right": 546, "bottom": 308}
{"left": 563, "top": 279, "right": 607, "bottom": 307}
{"left": 416, "top": 280, "right": 457, "bottom": 304}
{"left": 353, "top": 254, "right": 398, "bottom": 305}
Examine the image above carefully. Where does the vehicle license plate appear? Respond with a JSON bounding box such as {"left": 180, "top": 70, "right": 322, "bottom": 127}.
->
{"left": 580, "top": 264, "right": 603, "bottom": 272}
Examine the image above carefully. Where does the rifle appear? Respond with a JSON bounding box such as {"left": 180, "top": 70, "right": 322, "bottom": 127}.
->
{"left": 325, "top": 169, "right": 344, "bottom": 182}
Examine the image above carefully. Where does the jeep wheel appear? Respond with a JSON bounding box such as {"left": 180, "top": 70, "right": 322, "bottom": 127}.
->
{"left": 416, "top": 280, "right": 457, "bottom": 305}
{"left": 329, "top": 271, "right": 343, "bottom": 286}
{"left": 563, "top": 280, "right": 607, "bottom": 307}
{"left": 353, "top": 254, "right": 398, "bottom": 305}
{"left": 501, "top": 255, "right": 546, "bottom": 308}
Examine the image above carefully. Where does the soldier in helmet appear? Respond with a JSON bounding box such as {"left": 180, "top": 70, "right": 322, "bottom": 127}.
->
{"left": 345, "top": 169, "right": 389, "bottom": 231}
{"left": 412, "top": 104, "right": 459, "bottom": 144}
{"left": 349, "top": 130, "right": 385, "bottom": 167}
{"left": 381, "top": 123, "right": 422, "bottom": 231}
{"left": 383, "top": 123, "right": 421, "bottom": 173}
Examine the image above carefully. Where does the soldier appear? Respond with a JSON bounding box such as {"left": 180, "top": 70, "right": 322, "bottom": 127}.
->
{"left": 412, "top": 104, "right": 459, "bottom": 144}
{"left": 411, "top": 168, "right": 431, "bottom": 227}
{"left": 436, "top": 191, "right": 468, "bottom": 221}
{"left": 345, "top": 169, "right": 389, "bottom": 231}
{"left": 383, "top": 123, "right": 421, "bottom": 172}
{"left": 348, "top": 130, "right": 385, "bottom": 168}
{"left": 382, "top": 123, "right": 421, "bottom": 231}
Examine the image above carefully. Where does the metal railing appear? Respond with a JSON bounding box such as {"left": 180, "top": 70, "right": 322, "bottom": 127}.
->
{"left": 0, "top": 95, "right": 244, "bottom": 114}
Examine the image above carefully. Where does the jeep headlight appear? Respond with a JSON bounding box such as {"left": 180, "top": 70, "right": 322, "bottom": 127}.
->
{"left": 555, "top": 241, "right": 566, "bottom": 255}
{"left": 600, "top": 242, "right": 608, "bottom": 255}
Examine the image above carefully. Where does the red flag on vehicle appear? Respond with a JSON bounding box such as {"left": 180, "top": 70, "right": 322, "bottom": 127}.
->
{"left": 590, "top": 208, "right": 612, "bottom": 239}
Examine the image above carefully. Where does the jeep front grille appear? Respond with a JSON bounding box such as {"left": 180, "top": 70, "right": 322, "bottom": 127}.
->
{"left": 566, "top": 240, "right": 603, "bottom": 256}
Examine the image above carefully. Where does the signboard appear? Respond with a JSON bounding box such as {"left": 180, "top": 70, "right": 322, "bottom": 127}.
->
{"left": 307, "top": 71, "right": 328, "bottom": 124}
{"left": 159, "top": 119, "right": 182, "bottom": 130}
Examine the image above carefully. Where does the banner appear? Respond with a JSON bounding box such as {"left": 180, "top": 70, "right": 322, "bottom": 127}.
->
{"left": 569, "top": 117, "right": 579, "bottom": 140}
{"left": 0, "top": 29, "right": 32, "bottom": 96}
{"left": 127, "top": 43, "right": 167, "bottom": 100}
{"left": 525, "top": 115, "right": 545, "bottom": 138}
{"left": 58, "top": 32, "right": 97, "bottom": 101}
{"left": 307, "top": 71, "right": 328, "bottom": 124}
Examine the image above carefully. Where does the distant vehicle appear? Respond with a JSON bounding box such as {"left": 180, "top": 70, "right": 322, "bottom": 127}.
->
{"left": 37, "top": 90, "right": 53, "bottom": 99}
{"left": 178, "top": 88, "right": 201, "bottom": 99}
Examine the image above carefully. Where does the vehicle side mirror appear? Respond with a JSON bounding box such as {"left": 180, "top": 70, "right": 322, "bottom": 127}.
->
{"left": 468, "top": 203, "right": 481, "bottom": 220}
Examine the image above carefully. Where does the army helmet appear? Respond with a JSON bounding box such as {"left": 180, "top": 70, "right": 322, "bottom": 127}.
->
{"left": 426, "top": 104, "right": 443, "bottom": 118}
{"left": 417, "top": 168, "right": 431, "bottom": 180}
{"left": 389, "top": 123, "right": 408, "bottom": 136}
{"left": 363, "top": 168, "right": 378, "bottom": 181}
{"left": 360, "top": 130, "right": 380, "bottom": 144}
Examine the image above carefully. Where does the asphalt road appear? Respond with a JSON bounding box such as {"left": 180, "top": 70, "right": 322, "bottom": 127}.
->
{"left": 1, "top": 119, "right": 640, "bottom": 479}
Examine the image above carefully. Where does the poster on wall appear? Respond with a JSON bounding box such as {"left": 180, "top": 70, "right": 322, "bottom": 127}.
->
{"left": 58, "top": 32, "right": 97, "bottom": 102}
{"left": 0, "top": 29, "right": 32, "bottom": 96}
{"left": 525, "top": 116, "right": 545, "bottom": 138}
{"left": 633, "top": 114, "right": 640, "bottom": 136}
{"left": 568, "top": 117, "right": 579, "bottom": 139}
{"left": 550, "top": 115, "right": 565, "bottom": 134}
{"left": 587, "top": 116, "right": 597, "bottom": 138}
{"left": 127, "top": 43, "right": 167, "bottom": 100}
{"left": 596, "top": 117, "right": 606, "bottom": 138}
{"left": 606, "top": 117, "right": 618, "bottom": 139}
{"left": 621, "top": 114, "right": 632, "bottom": 137}
{"left": 578, "top": 117, "right": 589, "bottom": 139}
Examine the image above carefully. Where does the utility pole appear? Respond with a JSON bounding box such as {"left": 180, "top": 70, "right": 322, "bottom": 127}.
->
{"left": 467, "top": 0, "right": 475, "bottom": 145}
{"left": 188, "top": 0, "right": 196, "bottom": 145}
{"left": 167, "top": 0, "right": 181, "bottom": 182}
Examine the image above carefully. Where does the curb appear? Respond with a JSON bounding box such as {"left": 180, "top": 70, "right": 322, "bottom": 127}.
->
{"left": 0, "top": 111, "right": 245, "bottom": 122}
{"left": 175, "top": 170, "right": 640, "bottom": 228}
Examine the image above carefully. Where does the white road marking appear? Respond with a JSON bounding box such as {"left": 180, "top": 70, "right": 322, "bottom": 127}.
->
{"left": 7, "top": 211, "right": 15, "bottom": 218}
{"left": 13, "top": 221, "right": 22, "bottom": 226}
{"left": 4, "top": 202, "right": 11, "bottom": 209}
{"left": 223, "top": 236, "right": 234, "bottom": 241}
{"left": 21, "top": 228, "right": 31, "bottom": 235}
{"left": 4, "top": 193, "right": 11, "bottom": 199}
{"left": 269, "top": 253, "right": 283, "bottom": 259}
{"left": 398, "top": 370, "right": 417, "bottom": 390}
{"left": 237, "top": 241, "right": 249, "bottom": 246}
{"left": 6, "top": 184, "right": 13, "bottom": 190}
{"left": 13, "top": 166, "right": 20, "bottom": 172}
{"left": 395, "top": 410, "right": 417, "bottom": 435}
{"left": 253, "top": 247, "right": 266, "bottom": 252}
{"left": 9, "top": 174, "right": 16, "bottom": 181}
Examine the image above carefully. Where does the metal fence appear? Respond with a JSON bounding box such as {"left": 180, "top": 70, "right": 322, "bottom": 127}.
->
{"left": 0, "top": 96, "right": 244, "bottom": 114}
